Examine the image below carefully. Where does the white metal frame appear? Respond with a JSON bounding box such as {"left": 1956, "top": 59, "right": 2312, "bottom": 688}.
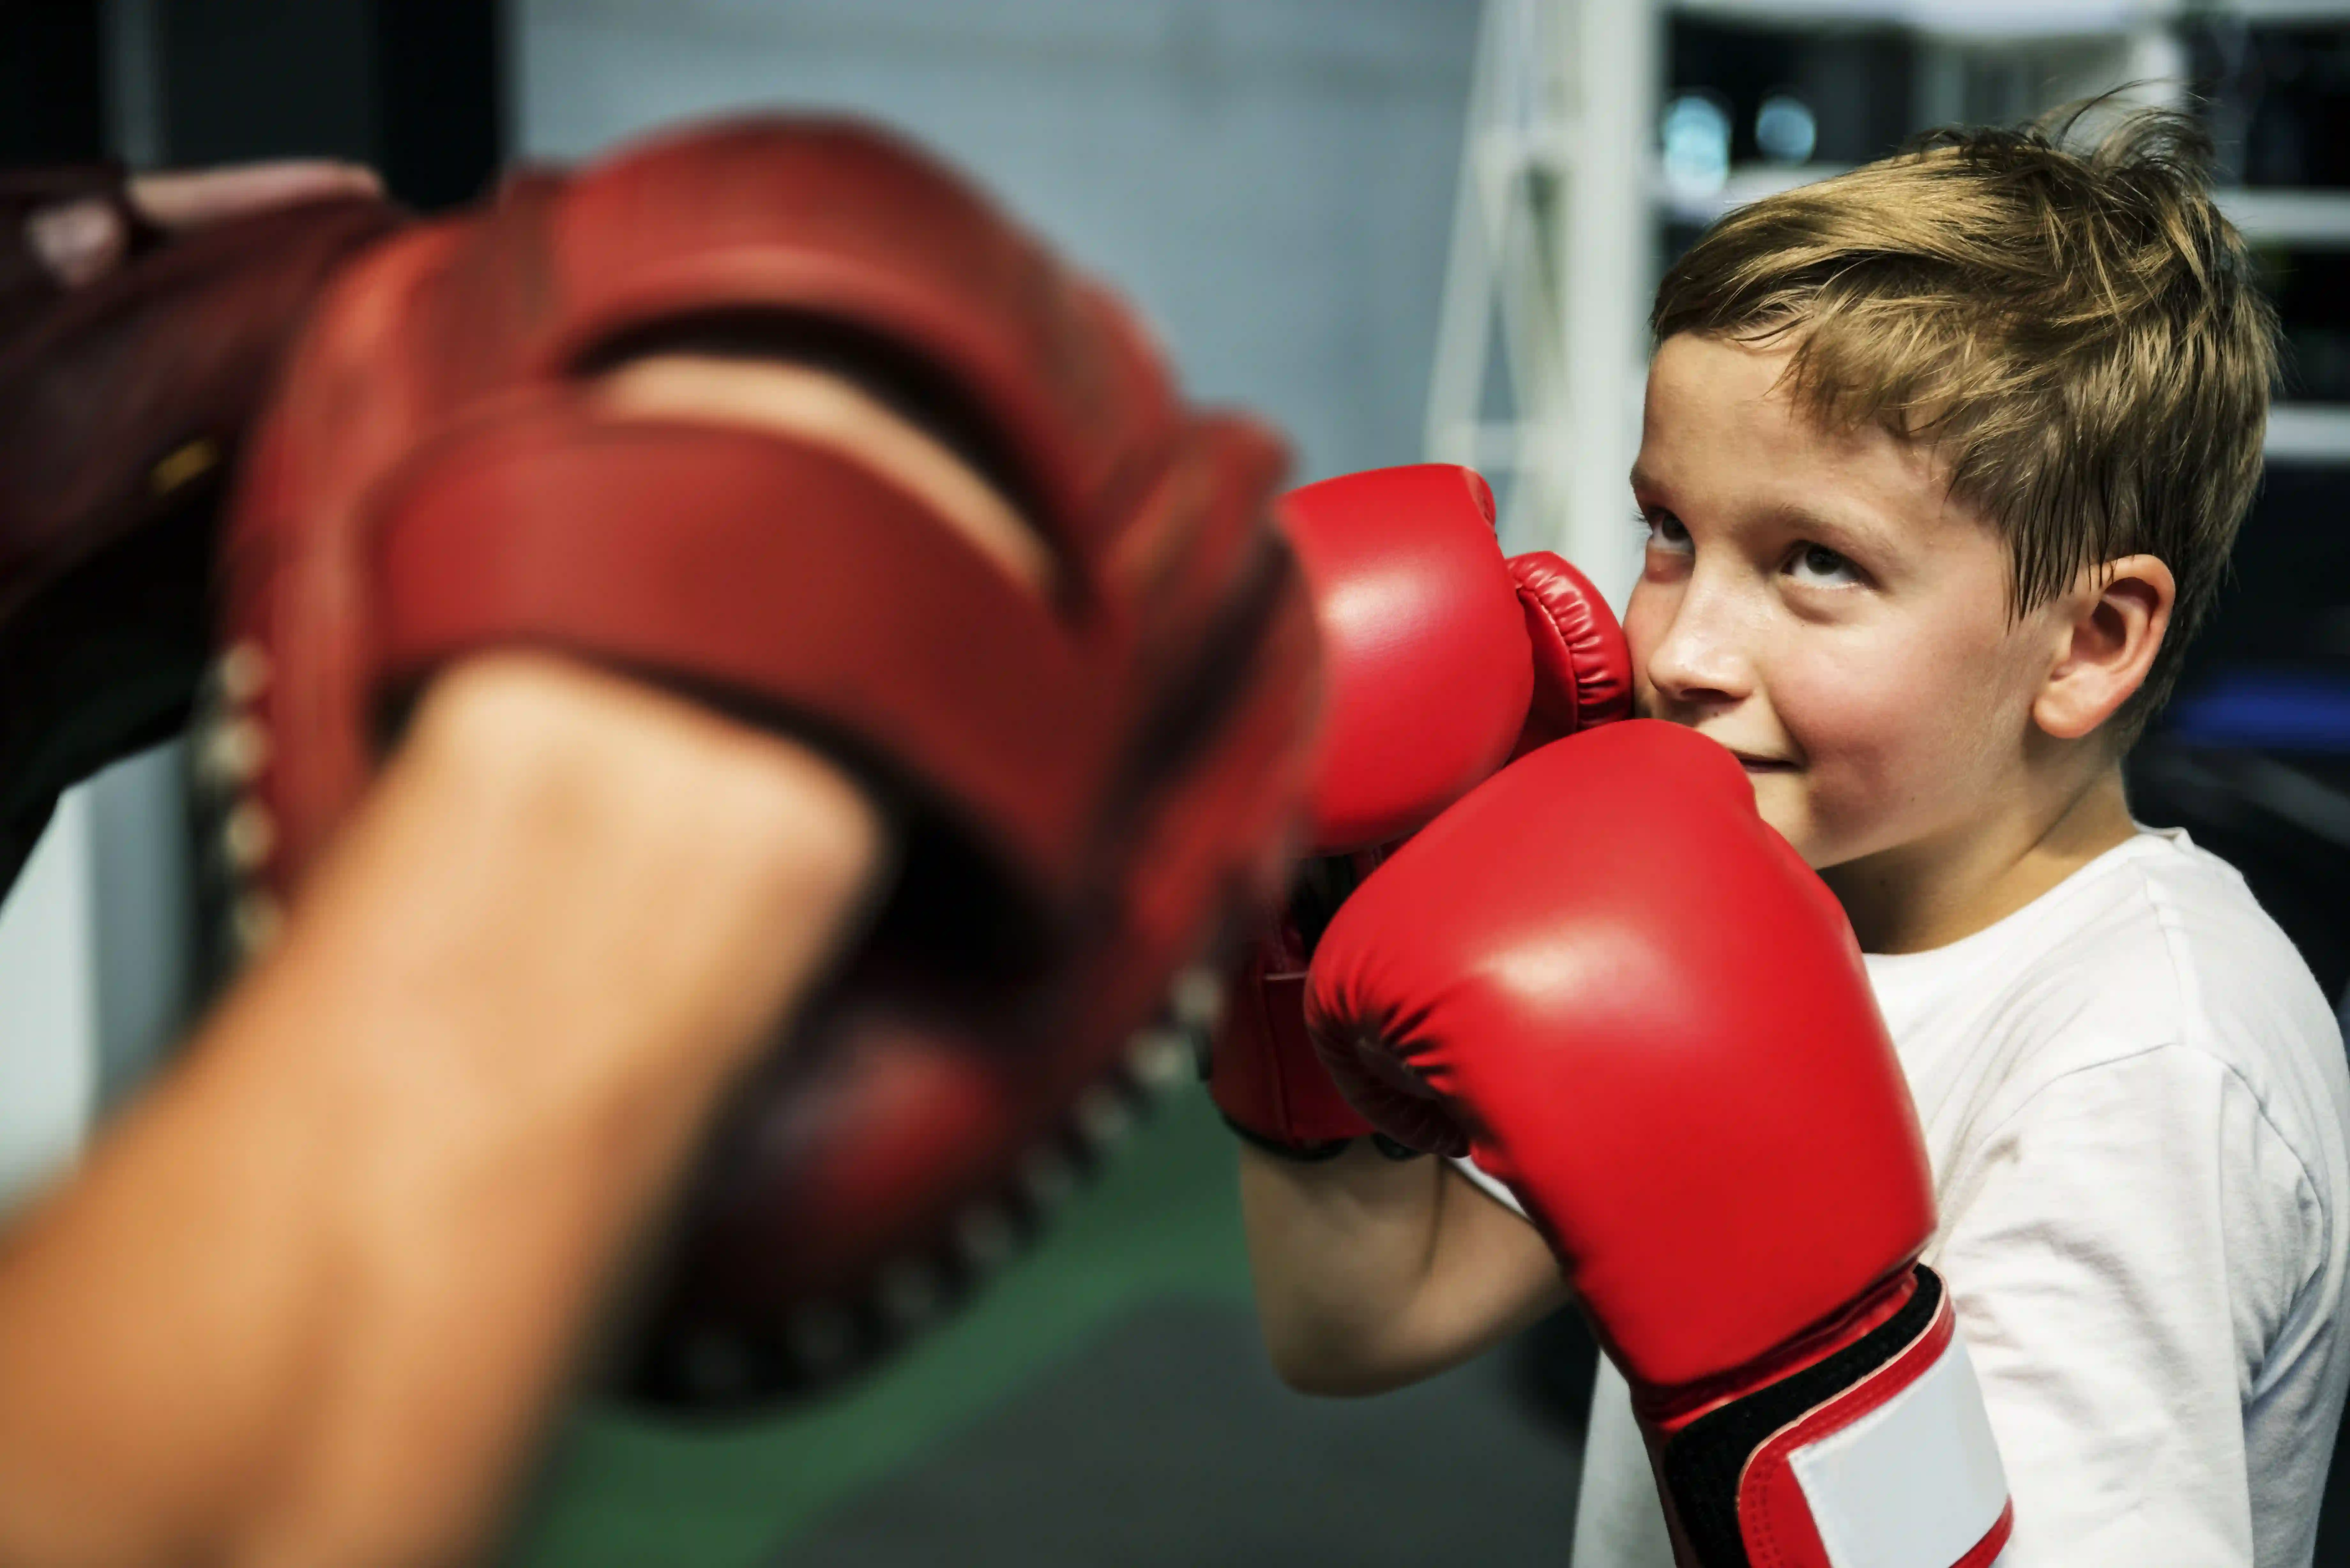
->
{"left": 1425, "top": 0, "right": 1657, "bottom": 603}
{"left": 1429, "top": 0, "right": 2350, "bottom": 546}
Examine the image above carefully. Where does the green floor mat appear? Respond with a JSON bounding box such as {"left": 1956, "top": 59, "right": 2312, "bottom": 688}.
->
{"left": 503, "top": 1083, "right": 1253, "bottom": 1568}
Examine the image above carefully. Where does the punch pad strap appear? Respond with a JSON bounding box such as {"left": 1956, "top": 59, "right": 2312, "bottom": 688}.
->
{"left": 367, "top": 413, "right": 1112, "bottom": 900}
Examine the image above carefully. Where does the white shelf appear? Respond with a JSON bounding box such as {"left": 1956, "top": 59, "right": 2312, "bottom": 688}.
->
{"left": 2266, "top": 404, "right": 2350, "bottom": 464}
{"left": 1672, "top": 1, "right": 2350, "bottom": 32}
{"left": 2220, "top": 189, "right": 2350, "bottom": 249}
{"left": 1672, "top": 1, "right": 2141, "bottom": 33}
{"left": 2223, "top": 1, "right": 2350, "bottom": 20}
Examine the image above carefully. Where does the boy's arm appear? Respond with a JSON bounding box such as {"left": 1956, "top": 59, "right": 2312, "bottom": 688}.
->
{"left": 1237, "top": 1141, "right": 1568, "bottom": 1394}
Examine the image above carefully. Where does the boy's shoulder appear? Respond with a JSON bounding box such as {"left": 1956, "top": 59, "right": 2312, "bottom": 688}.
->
{"left": 1878, "top": 830, "right": 2348, "bottom": 1155}
{"left": 2028, "top": 830, "right": 2331, "bottom": 1065}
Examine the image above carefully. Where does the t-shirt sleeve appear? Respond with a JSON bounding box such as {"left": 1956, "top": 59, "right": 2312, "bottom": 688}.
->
{"left": 1931, "top": 1041, "right": 2322, "bottom": 1566}
{"left": 1450, "top": 1151, "right": 1526, "bottom": 1217}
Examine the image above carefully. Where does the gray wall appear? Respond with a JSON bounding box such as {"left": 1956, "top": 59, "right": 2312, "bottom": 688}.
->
{"left": 516, "top": 0, "right": 1481, "bottom": 485}
{"left": 0, "top": 740, "right": 189, "bottom": 1215}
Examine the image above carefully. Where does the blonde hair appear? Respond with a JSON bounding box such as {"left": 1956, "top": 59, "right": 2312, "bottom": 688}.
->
{"left": 1651, "top": 106, "right": 2278, "bottom": 737}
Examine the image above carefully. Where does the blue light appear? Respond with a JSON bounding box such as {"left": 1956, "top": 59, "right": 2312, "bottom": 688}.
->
{"left": 1662, "top": 92, "right": 1732, "bottom": 202}
{"left": 1756, "top": 94, "right": 1817, "bottom": 165}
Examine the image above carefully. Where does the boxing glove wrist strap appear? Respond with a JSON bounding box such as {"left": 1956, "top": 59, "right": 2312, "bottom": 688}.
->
{"left": 1656, "top": 1265, "right": 2012, "bottom": 1568}
{"left": 1217, "top": 1115, "right": 1423, "bottom": 1163}
{"left": 1219, "top": 1114, "right": 1353, "bottom": 1162}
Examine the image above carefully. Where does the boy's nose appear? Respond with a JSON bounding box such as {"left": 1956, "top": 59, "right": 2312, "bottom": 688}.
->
{"left": 1640, "top": 585, "right": 1756, "bottom": 715}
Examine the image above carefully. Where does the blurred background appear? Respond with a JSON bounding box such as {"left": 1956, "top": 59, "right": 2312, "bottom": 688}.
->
{"left": 0, "top": 1, "right": 2345, "bottom": 1563}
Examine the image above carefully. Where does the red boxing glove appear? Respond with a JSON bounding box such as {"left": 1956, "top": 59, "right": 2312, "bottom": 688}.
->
{"left": 1205, "top": 464, "right": 1630, "bottom": 1156}
{"left": 1280, "top": 464, "right": 1628, "bottom": 851}
{"left": 1208, "top": 847, "right": 1390, "bottom": 1156}
{"left": 1505, "top": 547, "right": 1634, "bottom": 759}
{"left": 1308, "top": 723, "right": 2013, "bottom": 1568}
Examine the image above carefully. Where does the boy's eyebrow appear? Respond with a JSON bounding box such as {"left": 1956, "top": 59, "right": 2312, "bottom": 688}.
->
{"left": 1628, "top": 464, "right": 1907, "bottom": 557}
{"left": 1756, "top": 499, "right": 1905, "bottom": 557}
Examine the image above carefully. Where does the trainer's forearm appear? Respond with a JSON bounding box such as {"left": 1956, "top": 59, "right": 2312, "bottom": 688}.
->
{"left": 1238, "top": 1143, "right": 1565, "bottom": 1395}
{"left": 0, "top": 656, "right": 888, "bottom": 1568}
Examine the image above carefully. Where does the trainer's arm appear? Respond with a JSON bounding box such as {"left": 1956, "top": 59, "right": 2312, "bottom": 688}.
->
{"left": 0, "top": 652, "right": 890, "bottom": 1568}
{"left": 1239, "top": 1141, "right": 1566, "bottom": 1395}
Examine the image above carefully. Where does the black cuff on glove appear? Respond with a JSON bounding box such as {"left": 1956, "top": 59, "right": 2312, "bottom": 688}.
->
{"left": 1219, "top": 1112, "right": 1352, "bottom": 1161}
{"left": 1663, "top": 1263, "right": 1945, "bottom": 1568}
{"left": 1217, "top": 1113, "right": 1427, "bottom": 1164}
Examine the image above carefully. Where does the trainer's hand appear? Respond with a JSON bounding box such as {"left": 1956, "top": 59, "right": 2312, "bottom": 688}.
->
{"left": 25, "top": 159, "right": 382, "bottom": 285}
{"left": 358, "top": 650, "right": 897, "bottom": 1103}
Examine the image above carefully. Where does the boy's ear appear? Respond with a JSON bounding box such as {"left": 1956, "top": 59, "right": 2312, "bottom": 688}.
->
{"left": 2033, "top": 554, "right": 2175, "bottom": 742}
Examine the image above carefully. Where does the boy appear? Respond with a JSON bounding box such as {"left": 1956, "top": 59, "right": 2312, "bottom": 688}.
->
{"left": 1233, "top": 111, "right": 2350, "bottom": 1565}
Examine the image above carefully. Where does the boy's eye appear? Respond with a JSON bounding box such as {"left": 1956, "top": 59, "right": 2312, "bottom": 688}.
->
{"left": 1641, "top": 510, "right": 1692, "bottom": 551}
{"left": 1786, "top": 542, "right": 1860, "bottom": 586}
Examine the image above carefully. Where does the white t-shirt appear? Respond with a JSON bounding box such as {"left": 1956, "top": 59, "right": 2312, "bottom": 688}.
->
{"left": 1465, "top": 829, "right": 2350, "bottom": 1568}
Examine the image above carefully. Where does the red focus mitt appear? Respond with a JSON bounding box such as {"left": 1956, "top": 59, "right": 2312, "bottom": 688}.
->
{"left": 209, "top": 117, "right": 1320, "bottom": 1408}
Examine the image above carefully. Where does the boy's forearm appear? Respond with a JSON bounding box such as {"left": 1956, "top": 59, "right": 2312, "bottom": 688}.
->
{"left": 1239, "top": 1142, "right": 1437, "bottom": 1393}
{"left": 0, "top": 656, "right": 888, "bottom": 1566}
{"left": 1238, "top": 1143, "right": 1566, "bottom": 1394}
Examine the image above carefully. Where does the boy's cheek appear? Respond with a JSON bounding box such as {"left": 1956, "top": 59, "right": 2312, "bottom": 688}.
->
{"left": 1778, "top": 661, "right": 1909, "bottom": 757}
{"left": 1771, "top": 648, "right": 2007, "bottom": 863}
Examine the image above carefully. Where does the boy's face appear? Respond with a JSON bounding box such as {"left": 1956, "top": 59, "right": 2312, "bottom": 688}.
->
{"left": 1625, "top": 332, "right": 2060, "bottom": 872}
